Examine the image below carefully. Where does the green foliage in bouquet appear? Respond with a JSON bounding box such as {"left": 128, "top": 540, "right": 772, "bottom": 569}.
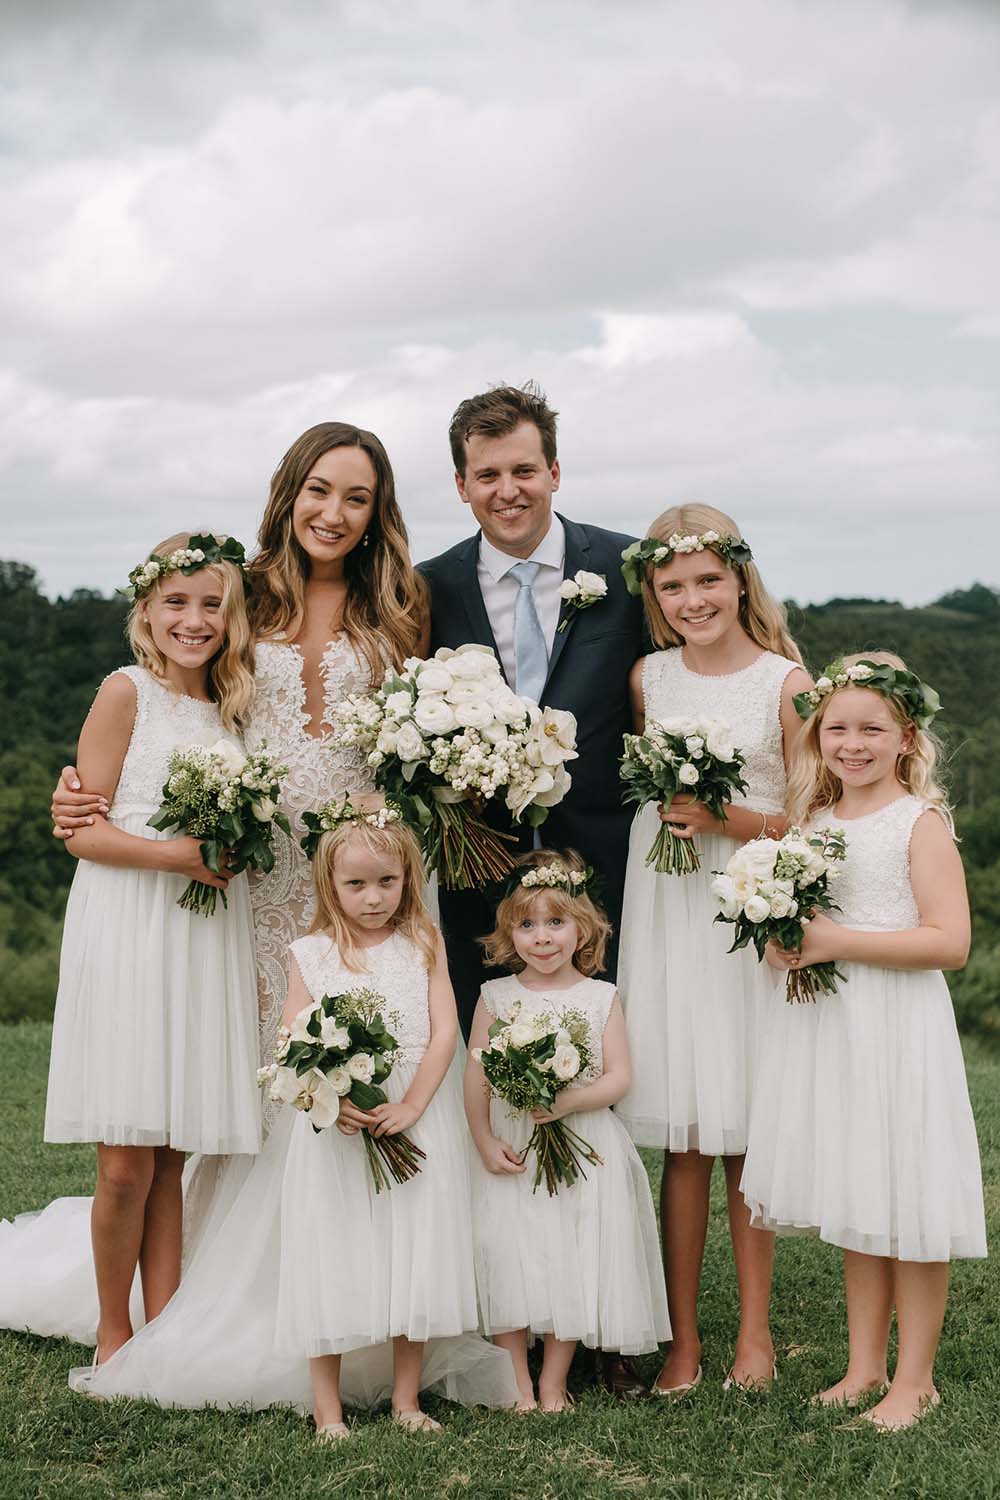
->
{"left": 621, "top": 717, "right": 748, "bottom": 875}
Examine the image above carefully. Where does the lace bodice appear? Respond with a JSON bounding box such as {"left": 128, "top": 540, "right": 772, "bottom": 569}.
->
{"left": 291, "top": 930, "right": 431, "bottom": 1059}
{"left": 244, "top": 638, "right": 377, "bottom": 1104}
{"left": 481, "top": 974, "right": 616, "bottom": 1085}
{"left": 642, "top": 649, "right": 798, "bottom": 814}
{"left": 109, "top": 667, "right": 230, "bottom": 822}
{"left": 812, "top": 796, "right": 939, "bottom": 932}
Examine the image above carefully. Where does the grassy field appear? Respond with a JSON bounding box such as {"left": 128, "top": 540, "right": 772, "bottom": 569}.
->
{"left": 1, "top": 1023, "right": 998, "bottom": 1500}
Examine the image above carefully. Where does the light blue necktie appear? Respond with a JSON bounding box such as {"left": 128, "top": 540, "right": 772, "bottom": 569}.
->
{"left": 508, "top": 560, "right": 548, "bottom": 703}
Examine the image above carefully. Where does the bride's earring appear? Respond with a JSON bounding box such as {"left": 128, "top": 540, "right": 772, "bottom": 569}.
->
{"left": 363, "top": 532, "right": 370, "bottom": 549}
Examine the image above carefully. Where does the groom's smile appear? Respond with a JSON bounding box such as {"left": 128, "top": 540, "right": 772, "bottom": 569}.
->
{"left": 456, "top": 422, "right": 561, "bottom": 560}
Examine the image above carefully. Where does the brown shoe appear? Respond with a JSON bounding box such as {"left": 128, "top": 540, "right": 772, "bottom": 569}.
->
{"left": 596, "top": 1352, "right": 649, "bottom": 1399}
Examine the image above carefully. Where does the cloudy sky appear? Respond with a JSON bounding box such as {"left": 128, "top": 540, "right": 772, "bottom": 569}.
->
{"left": 2, "top": 0, "right": 999, "bottom": 604}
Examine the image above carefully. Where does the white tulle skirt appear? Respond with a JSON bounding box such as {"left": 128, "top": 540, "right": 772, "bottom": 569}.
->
{"left": 69, "top": 1055, "right": 517, "bottom": 1411}
{"left": 44, "top": 817, "right": 261, "bottom": 1156}
{"left": 616, "top": 810, "right": 774, "bottom": 1155}
{"left": 470, "top": 1098, "right": 670, "bottom": 1355}
{"left": 741, "top": 962, "right": 987, "bottom": 1262}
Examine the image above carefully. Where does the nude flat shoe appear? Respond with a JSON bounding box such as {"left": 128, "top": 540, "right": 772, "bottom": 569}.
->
{"left": 652, "top": 1364, "right": 703, "bottom": 1397}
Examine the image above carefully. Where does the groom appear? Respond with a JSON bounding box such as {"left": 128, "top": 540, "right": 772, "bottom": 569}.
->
{"left": 419, "top": 387, "right": 649, "bottom": 1397}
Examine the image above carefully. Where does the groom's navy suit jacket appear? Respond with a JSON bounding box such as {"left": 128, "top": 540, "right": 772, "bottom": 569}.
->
{"left": 418, "top": 515, "right": 644, "bottom": 1035}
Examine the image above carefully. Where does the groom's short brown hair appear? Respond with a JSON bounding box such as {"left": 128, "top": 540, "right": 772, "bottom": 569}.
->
{"left": 449, "top": 381, "right": 559, "bottom": 476}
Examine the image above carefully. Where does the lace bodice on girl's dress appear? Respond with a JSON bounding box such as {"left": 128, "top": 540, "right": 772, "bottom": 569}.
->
{"left": 480, "top": 975, "right": 616, "bottom": 1087}
{"left": 812, "top": 795, "right": 936, "bottom": 932}
{"left": 244, "top": 639, "right": 375, "bottom": 1096}
{"left": 291, "top": 930, "right": 431, "bottom": 1061}
{"left": 642, "top": 649, "right": 799, "bottom": 814}
{"left": 109, "top": 667, "right": 227, "bottom": 822}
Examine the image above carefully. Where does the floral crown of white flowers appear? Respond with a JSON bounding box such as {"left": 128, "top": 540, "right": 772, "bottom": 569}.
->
{"left": 495, "top": 861, "right": 599, "bottom": 905}
{"left": 620, "top": 531, "right": 753, "bottom": 596}
{"left": 300, "top": 795, "right": 403, "bottom": 859}
{"left": 124, "top": 534, "right": 249, "bottom": 601}
{"left": 793, "top": 659, "right": 941, "bottom": 730}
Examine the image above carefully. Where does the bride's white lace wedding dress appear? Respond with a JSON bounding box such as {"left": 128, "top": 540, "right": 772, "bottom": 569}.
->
{"left": 0, "top": 638, "right": 376, "bottom": 1346}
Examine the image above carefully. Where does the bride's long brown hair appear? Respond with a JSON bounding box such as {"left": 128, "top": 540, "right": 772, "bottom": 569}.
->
{"left": 247, "top": 423, "right": 427, "bottom": 675}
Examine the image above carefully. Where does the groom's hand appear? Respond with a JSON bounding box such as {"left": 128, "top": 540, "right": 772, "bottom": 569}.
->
{"left": 52, "top": 764, "right": 109, "bottom": 838}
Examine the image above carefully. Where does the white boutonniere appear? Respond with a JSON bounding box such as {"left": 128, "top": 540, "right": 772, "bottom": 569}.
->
{"left": 557, "top": 571, "right": 608, "bottom": 632}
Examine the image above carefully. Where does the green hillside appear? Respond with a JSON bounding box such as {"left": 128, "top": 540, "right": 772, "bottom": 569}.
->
{"left": 1, "top": 561, "right": 997, "bottom": 1034}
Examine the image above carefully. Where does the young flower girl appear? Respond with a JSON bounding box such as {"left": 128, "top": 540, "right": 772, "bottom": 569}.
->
{"left": 616, "top": 505, "right": 812, "bottom": 1395}
{"left": 465, "top": 850, "right": 669, "bottom": 1413}
{"left": 742, "top": 652, "right": 986, "bottom": 1430}
{"left": 10, "top": 534, "right": 261, "bottom": 1365}
{"left": 75, "top": 802, "right": 516, "bottom": 1432}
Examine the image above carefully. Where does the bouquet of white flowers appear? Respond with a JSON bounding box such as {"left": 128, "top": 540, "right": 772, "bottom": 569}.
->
{"left": 711, "top": 827, "right": 847, "bottom": 1001}
{"left": 258, "top": 986, "right": 425, "bottom": 1192}
{"left": 620, "top": 717, "right": 748, "bottom": 875}
{"left": 472, "top": 1002, "right": 602, "bottom": 1195}
{"left": 331, "top": 645, "right": 578, "bottom": 890}
{"left": 148, "top": 740, "right": 291, "bottom": 915}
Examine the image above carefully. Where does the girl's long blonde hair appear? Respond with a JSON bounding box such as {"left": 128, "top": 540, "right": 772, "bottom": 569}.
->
{"left": 127, "top": 531, "right": 255, "bottom": 731}
{"left": 481, "top": 849, "right": 612, "bottom": 978}
{"left": 785, "top": 651, "right": 953, "bottom": 830}
{"left": 641, "top": 503, "right": 802, "bottom": 663}
{"left": 309, "top": 818, "right": 437, "bottom": 971}
{"left": 247, "top": 423, "right": 427, "bottom": 676}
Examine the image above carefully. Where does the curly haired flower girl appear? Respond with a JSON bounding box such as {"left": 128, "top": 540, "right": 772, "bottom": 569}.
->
{"left": 616, "top": 505, "right": 812, "bottom": 1395}
{"left": 742, "top": 653, "right": 986, "bottom": 1430}
{"left": 0, "top": 534, "right": 261, "bottom": 1365}
{"left": 466, "top": 850, "right": 668, "bottom": 1413}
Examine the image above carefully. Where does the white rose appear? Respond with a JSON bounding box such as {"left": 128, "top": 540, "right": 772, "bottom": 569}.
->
{"left": 711, "top": 873, "right": 740, "bottom": 919}
{"left": 394, "top": 721, "right": 430, "bottom": 761}
{"left": 576, "top": 571, "right": 607, "bottom": 597}
{"left": 705, "top": 728, "right": 736, "bottom": 762}
{"left": 491, "top": 687, "right": 530, "bottom": 726}
{"left": 769, "top": 893, "right": 794, "bottom": 918}
{"left": 454, "top": 699, "right": 496, "bottom": 730}
{"left": 445, "top": 680, "right": 486, "bottom": 704}
{"left": 743, "top": 895, "right": 772, "bottom": 923}
{"left": 347, "top": 1052, "right": 376, "bottom": 1083}
{"left": 508, "top": 1022, "right": 538, "bottom": 1049}
{"left": 289, "top": 1004, "right": 315, "bottom": 1043}
{"left": 552, "top": 1044, "right": 581, "bottom": 1081}
{"left": 269, "top": 1065, "right": 304, "bottom": 1105}
{"left": 326, "top": 1064, "right": 352, "bottom": 1096}
{"left": 383, "top": 690, "right": 412, "bottom": 718}
{"left": 319, "top": 1016, "right": 351, "bottom": 1049}
{"left": 678, "top": 762, "right": 700, "bottom": 785}
{"left": 559, "top": 578, "right": 582, "bottom": 600}
{"left": 448, "top": 650, "right": 496, "bottom": 681}
{"left": 251, "top": 796, "right": 276, "bottom": 823}
{"left": 416, "top": 664, "right": 454, "bottom": 693}
{"left": 208, "top": 739, "right": 247, "bottom": 777}
{"left": 307, "top": 1072, "right": 341, "bottom": 1129}
{"left": 413, "top": 695, "right": 458, "bottom": 735}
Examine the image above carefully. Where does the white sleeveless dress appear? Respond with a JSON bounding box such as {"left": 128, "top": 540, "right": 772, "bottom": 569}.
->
{"left": 616, "top": 648, "right": 798, "bottom": 1154}
{"left": 71, "top": 930, "right": 518, "bottom": 1412}
{"left": 741, "top": 796, "right": 987, "bottom": 1262}
{"left": 44, "top": 666, "right": 260, "bottom": 1154}
{"left": 470, "top": 975, "right": 670, "bottom": 1355}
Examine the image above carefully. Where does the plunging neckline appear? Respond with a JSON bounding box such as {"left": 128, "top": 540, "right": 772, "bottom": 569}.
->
{"left": 277, "top": 636, "right": 350, "bottom": 742}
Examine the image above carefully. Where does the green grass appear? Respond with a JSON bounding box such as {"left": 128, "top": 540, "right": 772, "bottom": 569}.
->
{"left": 2, "top": 1024, "right": 998, "bottom": 1500}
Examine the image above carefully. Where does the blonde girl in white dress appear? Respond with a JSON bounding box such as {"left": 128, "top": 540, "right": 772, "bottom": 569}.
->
{"left": 616, "top": 504, "right": 812, "bottom": 1396}
{"left": 466, "top": 850, "right": 669, "bottom": 1413}
{"left": 28, "top": 535, "right": 260, "bottom": 1367}
{"left": 75, "top": 806, "right": 517, "bottom": 1434}
{"left": 742, "top": 652, "right": 986, "bottom": 1431}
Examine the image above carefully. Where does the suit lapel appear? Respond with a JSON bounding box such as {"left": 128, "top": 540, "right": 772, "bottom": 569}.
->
{"left": 455, "top": 534, "right": 503, "bottom": 666}
{"left": 544, "top": 514, "right": 590, "bottom": 690}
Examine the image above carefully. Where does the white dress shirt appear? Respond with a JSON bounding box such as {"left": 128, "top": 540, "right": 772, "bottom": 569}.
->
{"left": 476, "top": 517, "right": 566, "bottom": 686}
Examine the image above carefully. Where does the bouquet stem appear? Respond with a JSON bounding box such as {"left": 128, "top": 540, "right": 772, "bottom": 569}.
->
{"left": 521, "top": 1120, "right": 604, "bottom": 1196}
{"left": 646, "top": 824, "right": 700, "bottom": 876}
{"left": 177, "top": 879, "right": 228, "bottom": 917}
{"left": 362, "top": 1131, "right": 427, "bottom": 1193}
{"left": 785, "top": 961, "right": 845, "bottom": 1003}
{"left": 429, "top": 800, "right": 519, "bottom": 890}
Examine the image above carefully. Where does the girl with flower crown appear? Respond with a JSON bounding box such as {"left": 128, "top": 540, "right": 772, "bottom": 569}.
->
{"left": 465, "top": 849, "right": 669, "bottom": 1413}
{"left": 741, "top": 652, "right": 986, "bottom": 1430}
{"left": 75, "top": 805, "right": 516, "bottom": 1434}
{"left": 615, "top": 504, "right": 812, "bottom": 1397}
{"left": 0, "top": 534, "right": 261, "bottom": 1366}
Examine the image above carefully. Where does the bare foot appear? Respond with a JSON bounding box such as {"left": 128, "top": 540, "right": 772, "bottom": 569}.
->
{"left": 392, "top": 1407, "right": 443, "bottom": 1433}
{"left": 538, "top": 1384, "right": 573, "bottom": 1413}
{"left": 812, "top": 1373, "right": 887, "bottom": 1408}
{"left": 861, "top": 1385, "right": 940, "bottom": 1432}
{"left": 653, "top": 1344, "right": 702, "bottom": 1394}
{"left": 94, "top": 1327, "right": 132, "bottom": 1366}
{"left": 726, "top": 1337, "right": 776, "bottom": 1391}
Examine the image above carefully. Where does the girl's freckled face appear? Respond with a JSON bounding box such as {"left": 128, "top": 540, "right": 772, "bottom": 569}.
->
{"left": 511, "top": 896, "right": 579, "bottom": 975}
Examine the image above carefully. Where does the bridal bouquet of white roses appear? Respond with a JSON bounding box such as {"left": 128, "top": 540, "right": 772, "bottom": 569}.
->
{"left": 711, "top": 827, "right": 847, "bottom": 1002}
{"left": 620, "top": 717, "right": 748, "bottom": 875}
{"left": 148, "top": 741, "right": 291, "bottom": 915}
{"left": 258, "top": 986, "right": 425, "bottom": 1192}
{"left": 473, "top": 1002, "right": 602, "bottom": 1195}
{"left": 331, "top": 645, "right": 578, "bottom": 890}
